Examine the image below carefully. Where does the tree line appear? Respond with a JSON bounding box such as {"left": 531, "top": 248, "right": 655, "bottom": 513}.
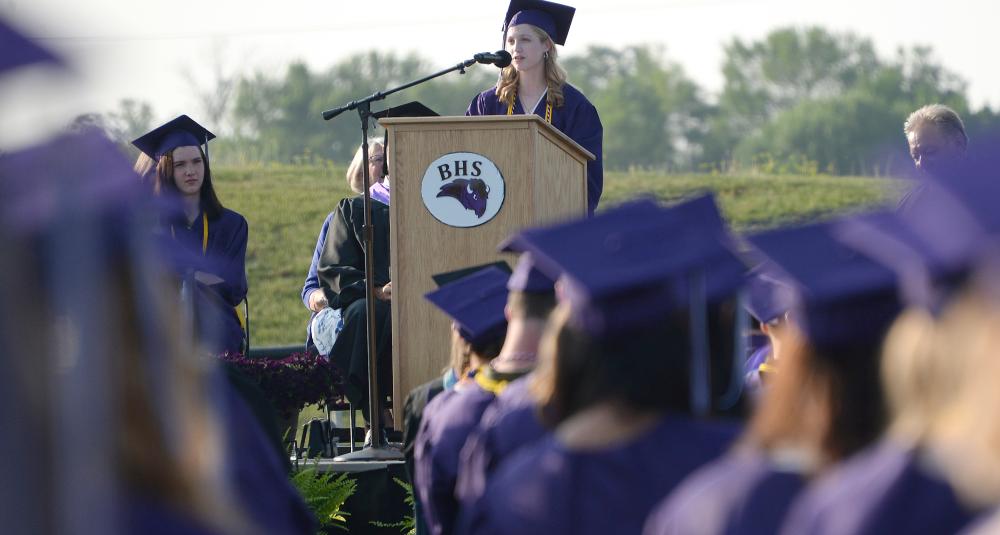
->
{"left": 103, "top": 26, "right": 999, "bottom": 176}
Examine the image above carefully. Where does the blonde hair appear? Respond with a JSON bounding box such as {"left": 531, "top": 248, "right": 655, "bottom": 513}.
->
{"left": 134, "top": 152, "right": 157, "bottom": 185}
{"left": 904, "top": 104, "right": 968, "bottom": 150}
{"left": 880, "top": 308, "right": 949, "bottom": 441}
{"left": 345, "top": 139, "right": 385, "bottom": 194}
{"left": 919, "top": 287, "right": 1000, "bottom": 507}
{"left": 497, "top": 24, "right": 568, "bottom": 110}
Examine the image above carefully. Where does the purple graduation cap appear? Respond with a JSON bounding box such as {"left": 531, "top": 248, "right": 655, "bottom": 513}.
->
{"left": 745, "top": 266, "right": 797, "bottom": 325}
{"left": 371, "top": 101, "right": 439, "bottom": 183}
{"left": 506, "top": 251, "right": 556, "bottom": 293}
{"left": 835, "top": 141, "right": 1000, "bottom": 312}
{"left": 503, "top": 0, "right": 576, "bottom": 45}
{"left": 508, "top": 195, "right": 745, "bottom": 338}
{"left": 498, "top": 232, "right": 557, "bottom": 294}
{"left": 131, "top": 114, "right": 215, "bottom": 161}
{"left": 425, "top": 265, "right": 510, "bottom": 346}
{"left": 371, "top": 101, "right": 439, "bottom": 120}
{"left": 497, "top": 195, "right": 747, "bottom": 416}
{"left": 0, "top": 18, "right": 63, "bottom": 75}
{"left": 746, "top": 221, "right": 903, "bottom": 349}
{"left": 0, "top": 132, "right": 142, "bottom": 235}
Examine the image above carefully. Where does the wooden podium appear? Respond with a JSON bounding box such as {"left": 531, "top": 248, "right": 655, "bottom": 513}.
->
{"left": 379, "top": 115, "right": 593, "bottom": 428}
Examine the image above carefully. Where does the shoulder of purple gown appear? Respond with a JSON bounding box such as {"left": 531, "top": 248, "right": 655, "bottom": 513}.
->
{"left": 216, "top": 207, "right": 248, "bottom": 228}
{"left": 469, "top": 87, "right": 502, "bottom": 116}
{"left": 645, "top": 450, "right": 805, "bottom": 535}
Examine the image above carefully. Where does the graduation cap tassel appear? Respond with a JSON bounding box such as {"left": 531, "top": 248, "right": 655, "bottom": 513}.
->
{"left": 688, "top": 270, "right": 710, "bottom": 417}
{"left": 716, "top": 289, "right": 748, "bottom": 411}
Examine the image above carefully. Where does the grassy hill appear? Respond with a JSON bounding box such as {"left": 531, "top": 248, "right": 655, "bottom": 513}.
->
{"left": 215, "top": 164, "right": 899, "bottom": 347}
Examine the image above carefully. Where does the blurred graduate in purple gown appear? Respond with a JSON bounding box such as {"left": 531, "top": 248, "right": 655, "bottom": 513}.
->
{"left": 645, "top": 218, "right": 904, "bottom": 535}
{"left": 413, "top": 252, "right": 557, "bottom": 535}
{"left": 456, "top": 195, "right": 748, "bottom": 535}
{"left": 451, "top": 251, "right": 557, "bottom": 517}
{"left": 779, "top": 155, "right": 1000, "bottom": 535}
{"left": 132, "top": 116, "right": 248, "bottom": 356}
{"left": 0, "top": 126, "right": 314, "bottom": 534}
{"left": 466, "top": 0, "right": 603, "bottom": 215}
{"left": 740, "top": 268, "right": 796, "bottom": 399}
{"left": 413, "top": 266, "right": 511, "bottom": 535}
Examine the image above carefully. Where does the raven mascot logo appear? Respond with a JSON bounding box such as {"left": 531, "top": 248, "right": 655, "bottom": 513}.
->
{"left": 436, "top": 178, "right": 490, "bottom": 218}
{"left": 421, "top": 152, "right": 505, "bottom": 228}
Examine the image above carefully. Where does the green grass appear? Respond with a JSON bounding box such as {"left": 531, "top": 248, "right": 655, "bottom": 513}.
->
{"left": 215, "top": 164, "right": 898, "bottom": 347}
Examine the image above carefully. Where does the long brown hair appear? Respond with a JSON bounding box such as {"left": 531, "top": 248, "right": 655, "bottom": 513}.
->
{"left": 497, "top": 24, "right": 568, "bottom": 110}
{"left": 746, "top": 329, "right": 887, "bottom": 467}
{"left": 532, "top": 303, "right": 726, "bottom": 428}
{"left": 154, "top": 146, "right": 225, "bottom": 219}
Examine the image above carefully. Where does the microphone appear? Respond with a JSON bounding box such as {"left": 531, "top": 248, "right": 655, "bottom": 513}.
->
{"left": 473, "top": 50, "right": 512, "bottom": 68}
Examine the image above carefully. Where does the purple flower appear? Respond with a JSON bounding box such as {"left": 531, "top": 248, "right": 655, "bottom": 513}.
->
{"left": 218, "top": 351, "right": 345, "bottom": 419}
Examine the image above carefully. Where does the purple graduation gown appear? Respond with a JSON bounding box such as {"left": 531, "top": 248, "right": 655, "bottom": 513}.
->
{"left": 125, "top": 371, "right": 316, "bottom": 535}
{"left": 217, "top": 369, "right": 316, "bottom": 534}
{"left": 466, "top": 84, "right": 604, "bottom": 214}
{"left": 643, "top": 451, "right": 805, "bottom": 535}
{"left": 455, "top": 376, "right": 548, "bottom": 511}
{"left": 170, "top": 207, "right": 248, "bottom": 355}
{"left": 414, "top": 383, "right": 499, "bottom": 535}
{"left": 780, "top": 440, "right": 981, "bottom": 535}
{"left": 457, "top": 414, "right": 738, "bottom": 535}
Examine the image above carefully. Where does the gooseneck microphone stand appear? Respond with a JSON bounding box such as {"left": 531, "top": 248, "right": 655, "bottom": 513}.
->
{"left": 322, "top": 55, "right": 488, "bottom": 462}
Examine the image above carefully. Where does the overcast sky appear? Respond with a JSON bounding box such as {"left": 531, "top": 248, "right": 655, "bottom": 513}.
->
{"left": 2, "top": 0, "right": 997, "bottom": 146}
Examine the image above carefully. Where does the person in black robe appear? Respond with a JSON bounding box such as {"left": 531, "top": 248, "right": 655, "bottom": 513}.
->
{"left": 317, "top": 194, "right": 392, "bottom": 425}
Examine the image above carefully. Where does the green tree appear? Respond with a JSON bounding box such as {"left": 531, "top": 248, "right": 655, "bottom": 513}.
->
{"left": 704, "top": 27, "right": 881, "bottom": 165}
{"left": 105, "top": 98, "right": 155, "bottom": 145}
{"left": 227, "top": 52, "right": 494, "bottom": 165}
{"left": 564, "top": 44, "right": 708, "bottom": 170}
{"left": 714, "top": 26, "right": 978, "bottom": 175}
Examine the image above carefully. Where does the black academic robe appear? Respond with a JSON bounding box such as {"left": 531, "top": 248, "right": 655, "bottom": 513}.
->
{"left": 317, "top": 196, "right": 392, "bottom": 418}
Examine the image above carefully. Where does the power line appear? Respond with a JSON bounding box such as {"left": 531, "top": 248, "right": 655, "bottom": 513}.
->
{"left": 30, "top": 0, "right": 759, "bottom": 44}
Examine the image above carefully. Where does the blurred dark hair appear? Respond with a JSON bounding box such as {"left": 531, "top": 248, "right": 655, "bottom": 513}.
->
{"left": 447, "top": 327, "right": 505, "bottom": 377}
{"left": 532, "top": 298, "right": 742, "bottom": 427}
{"left": 508, "top": 291, "right": 557, "bottom": 322}
{"left": 747, "top": 333, "right": 887, "bottom": 464}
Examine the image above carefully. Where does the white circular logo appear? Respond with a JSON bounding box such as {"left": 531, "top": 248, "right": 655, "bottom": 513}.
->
{"left": 421, "top": 152, "right": 505, "bottom": 228}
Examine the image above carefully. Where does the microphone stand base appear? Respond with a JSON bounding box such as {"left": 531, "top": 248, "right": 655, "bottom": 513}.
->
{"left": 333, "top": 445, "right": 405, "bottom": 462}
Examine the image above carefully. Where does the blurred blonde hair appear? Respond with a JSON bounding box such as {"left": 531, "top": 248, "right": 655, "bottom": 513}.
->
{"left": 134, "top": 152, "right": 157, "bottom": 185}
{"left": 345, "top": 139, "right": 385, "bottom": 194}
{"left": 880, "top": 308, "right": 948, "bottom": 442}
{"left": 497, "top": 24, "right": 567, "bottom": 110}
{"left": 920, "top": 287, "right": 1000, "bottom": 507}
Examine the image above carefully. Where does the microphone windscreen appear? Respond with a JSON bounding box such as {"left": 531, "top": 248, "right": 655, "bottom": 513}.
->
{"left": 494, "top": 50, "right": 512, "bottom": 68}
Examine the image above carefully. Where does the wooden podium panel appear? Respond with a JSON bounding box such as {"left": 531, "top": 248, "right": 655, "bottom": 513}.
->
{"left": 381, "top": 115, "right": 592, "bottom": 428}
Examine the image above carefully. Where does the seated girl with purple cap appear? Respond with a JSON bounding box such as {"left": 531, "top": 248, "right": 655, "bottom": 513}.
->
{"left": 0, "top": 130, "right": 314, "bottom": 535}
{"left": 131, "top": 115, "right": 248, "bottom": 356}
{"left": 644, "top": 220, "right": 902, "bottom": 535}
{"left": 456, "top": 195, "right": 747, "bottom": 535}
{"left": 467, "top": 0, "right": 603, "bottom": 215}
